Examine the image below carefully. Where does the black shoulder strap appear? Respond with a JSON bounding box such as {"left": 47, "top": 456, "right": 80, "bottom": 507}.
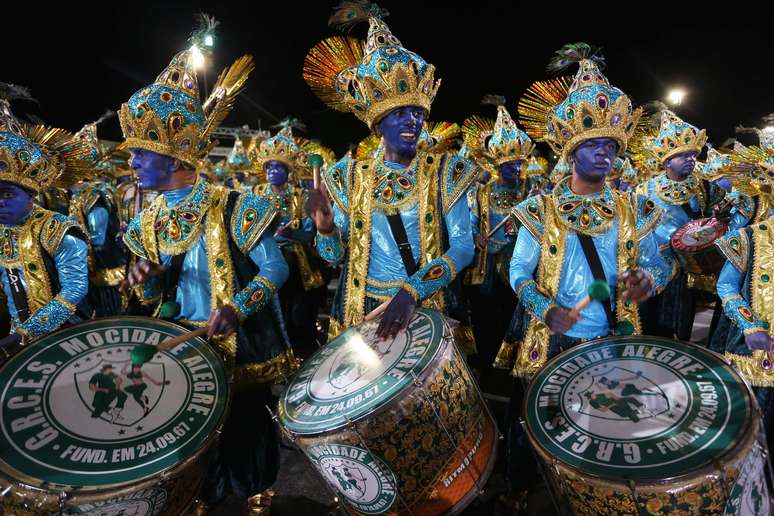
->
{"left": 576, "top": 233, "right": 616, "bottom": 331}
{"left": 386, "top": 213, "right": 418, "bottom": 276}
{"left": 161, "top": 254, "right": 187, "bottom": 306}
{"left": 7, "top": 269, "right": 31, "bottom": 323}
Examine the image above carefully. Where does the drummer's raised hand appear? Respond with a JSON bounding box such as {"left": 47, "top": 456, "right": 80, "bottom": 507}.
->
{"left": 620, "top": 269, "right": 652, "bottom": 304}
{"left": 305, "top": 182, "right": 334, "bottom": 234}
{"left": 745, "top": 331, "right": 773, "bottom": 352}
{"left": 121, "top": 259, "right": 166, "bottom": 293}
{"left": 546, "top": 307, "right": 580, "bottom": 335}
{"left": 376, "top": 289, "right": 416, "bottom": 340}
{"left": 207, "top": 305, "right": 239, "bottom": 338}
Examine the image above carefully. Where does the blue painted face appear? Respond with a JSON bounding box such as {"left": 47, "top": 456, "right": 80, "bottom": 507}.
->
{"left": 571, "top": 138, "right": 618, "bottom": 182}
{"left": 498, "top": 160, "right": 524, "bottom": 185}
{"left": 665, "top": 150, "right": 698, "bottom": 180}
{"left": 265, "top": 160, "right": 289, "bottom": 186}
{"left": 376, "top": 106, "right": 426, "bottom": 160}
{"left": 129, "top": 148, "right": 178, "bottom": 190}
{"left": 0, "top": 181, "right": 34, "bottom": 225}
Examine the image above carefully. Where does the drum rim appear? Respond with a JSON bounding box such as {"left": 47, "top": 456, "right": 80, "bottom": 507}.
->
{"left": 278, "top": 308, "right": 451, "bottom": 436}
{"left": 522, "top": 335, "right": 755, "bottom": 485}
{"left": 670, "top": 217, "right": 729, "bottom": 255}
{"left": 0, "top": 316, "right": 232, "bottom": 494}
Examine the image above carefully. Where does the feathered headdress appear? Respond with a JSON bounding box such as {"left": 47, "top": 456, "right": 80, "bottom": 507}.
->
{"left": 119, "top": 15, "right": 254, "bottom": 167}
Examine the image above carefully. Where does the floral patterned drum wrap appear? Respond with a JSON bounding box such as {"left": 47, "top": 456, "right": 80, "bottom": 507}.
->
{"left": 0, "top": 317, "right": 229, "bottom": 515}
{"left": 279, "top": 309, "right": 498, "bottom": 515}
{"left": 524, "top": 335, "right": 770, "bottom": 515}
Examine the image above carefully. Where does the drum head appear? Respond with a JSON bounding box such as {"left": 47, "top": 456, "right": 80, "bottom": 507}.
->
{"left": 0, "top": 317, "right": 228, "bottom": 488}
{"left": 279, "top": 309, "right": 447, "bottom": 435}
{"left": 671, "top": 218, "right": 728, "bottom": 254}
{"left": 524, "top": 336, "right": 751, "bottom": 482}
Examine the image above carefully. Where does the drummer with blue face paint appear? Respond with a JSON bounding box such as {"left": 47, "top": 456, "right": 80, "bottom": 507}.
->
{"left": 116, "top": 39, "right": 292, "bottom": 512}
{"left": 495, "top": 43, "right": 670, "bottom": 510}
{"left": 252, "top": 126, "right": 327, "bottom": 353}
{"left": 303, "top": 13, "right": 479, "bottom": 344}
{"left": 0, "top": 84, "right": 92, "bottom": 350}
{"left": 635, "top": 109, "right": 727, "bottom": 341}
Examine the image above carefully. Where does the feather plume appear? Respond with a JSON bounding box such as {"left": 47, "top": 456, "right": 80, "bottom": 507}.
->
{"left": 188, "top": 12, "right": 220, "bottom": 55}
{"left": 303, "top": 36, "right": 364, "bottom": 112}
{"left": 356, "top": 133, "right": 380, "bottom": 160}
{"left": 517, "top": 76, "right": 572, "bottom": 141}
{"left": 427, "top": 121, "right": 460, "bottom": 153}
{"left": 200, "top": 55, "right": 255, "bottom": 148}
{"left": 93, "top": 109, "right": 116, "bottom": 126}
{"left": 461, "top": 116, "right": 495, "bottom": 150}
{"left": 271, "top": 116, "right": 307, "bottom": 133}
{"left": 0, "top": 82, "right": 37, "bottom": 103}
{"left": 481, "top": 94, "right": 506, "bottom": 107}
{"left": 547, "top": 43, "right": 605, "bottom": 74}
{"left": 328, "top": 1, "right": 389, "bottom": 32}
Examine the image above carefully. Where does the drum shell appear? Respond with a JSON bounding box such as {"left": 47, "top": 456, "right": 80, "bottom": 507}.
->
{"left": 524, "top": 337, "right": 770, "bottom": 516}
{"left": 0, "top": 317, "right": 231, "bottom": 516}
{"left": 530, "top": 415, "right": 767, "bottom": 514}
{"left": 282, "top": 332, "right": 498, "bottom": 515}
{"left": 0, "top": 444, "right": 211, "bottom": 515}
{"left": 670, "top": 218, "right": 728, "bottom": 275}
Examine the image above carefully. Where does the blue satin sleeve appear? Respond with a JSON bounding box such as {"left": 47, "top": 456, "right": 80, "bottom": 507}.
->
{"left": 637, "top": 231, "right": 670, "bottom": 294}
{"left": 404, "top": 197, "right": 474, "bottom": 301}
{"left": 19, "top": 235, "right": 88, "bottom": 337}
{"left": 717, "top": 260, "right": 766, "bottom": 335}
{"left": 87, "top": 206, "right": 109, "bottom": 247}
{"left": 231, "top": 233, "right": 289, "bottom": 319}
{"left": 315, "top": 204, "right": 347, "bottom": 265}
{"left": 509, "top": 227, "right": 554, "bottom": 321}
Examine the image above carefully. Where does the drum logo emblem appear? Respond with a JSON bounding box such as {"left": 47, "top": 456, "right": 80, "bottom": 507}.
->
{"left": 308, "top": 444, "right": 397, "bottom": 514}
{"left": 74, "top": 358, "right": 168, "bottom": 428}
{"left": 576, "top": 366, "right": 670, "bottom": 423}
{"left": 327, "top": 325, "right": 401, "bottom": 393}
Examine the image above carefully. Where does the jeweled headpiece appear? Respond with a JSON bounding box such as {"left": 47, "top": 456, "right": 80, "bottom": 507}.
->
{"left": 0, "top": 84, "right": 90, "bottom": 192}
{"left": 304, "top": 9, "right": 440, "bottom": 129}
{"left": 645, "top": 109, "right": 707, "bottom": 164}
{"left": 119, "top": 32, "right": 254, "bottom": 166}
{"left": 519, "top": 44, "right": 641, "bottom": 160}
{"left": 254, "top": 126, "right": 309, "bottom": 179}
{"left": 485, "top": 106, "right": 535, "bottom": 165}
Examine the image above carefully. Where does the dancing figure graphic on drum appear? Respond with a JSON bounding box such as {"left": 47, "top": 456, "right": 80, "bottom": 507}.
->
{"left": 88, "top": 363, "right": 127, "bottom": 421}
{"left": 122, "top": 363, "right": 169, "bottom": 416}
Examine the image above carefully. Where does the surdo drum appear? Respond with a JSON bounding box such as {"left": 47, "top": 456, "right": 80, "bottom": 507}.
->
{"left": 279, "top": 309, "right": 498, "bottom": 515}
{"left": 0, "top": 317, "right": 229, "bottom": 515}
{"left": 524, "top": 335, "right": 770, "bottom": 515}
{"left": 670, "top": 217, "right": 729, "bottom": 274}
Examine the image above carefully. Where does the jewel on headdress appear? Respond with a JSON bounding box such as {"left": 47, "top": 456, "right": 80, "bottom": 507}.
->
{"left": 525, "top": 43, "right": 641, "bottom": 160}
{"left": 643, "top": 108, "right": 707, "bottom": 164}
{"left": 305, "top": 8, "right": 440, "bottom": 129}
{"left": 480, "top": 96, "right": 535, "bottom": 166}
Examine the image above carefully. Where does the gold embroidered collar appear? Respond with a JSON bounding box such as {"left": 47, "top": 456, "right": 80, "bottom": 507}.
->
{"left": 372, "top": 146, "right": 419, "bottom": 213}
{"left": 552, "top": 176, "right": 616, "bottom": 236}
{"left": 655, "top": 172, "right": 700, "bottom": 205}
{"left": 154, "top": 180, "right": 211, "bottom": 255}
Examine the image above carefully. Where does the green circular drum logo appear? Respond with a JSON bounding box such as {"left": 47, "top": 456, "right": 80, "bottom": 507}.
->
{"left": 280, "top": 309, "right": 444, "bottom": 434}
{"left": 308, "top": 444, "right": 397, "bottom": 514}
{"left": 0, "top": 319, "right": 228, "bottom": 486}
{"left": 526, "top": 337, "right": 750, "bottom": 480}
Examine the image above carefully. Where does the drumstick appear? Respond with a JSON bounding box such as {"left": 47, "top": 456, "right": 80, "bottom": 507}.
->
{"left": 569, "top": 280, "right": 611, "bottom": 317}
{"left": 130, "top": 327, "right": 209, "bottom": 365}
{"left": 313, "top": 165, "right": 321, "bottom": 191}
{"left": 364, "top": 300, "right": 390, "bottom": 321}
{"left": 486, "top": 214, "right": 512, "bottom": 239}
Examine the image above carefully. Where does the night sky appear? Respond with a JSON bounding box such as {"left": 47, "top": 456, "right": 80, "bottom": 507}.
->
{"left": 4, "top": 2, "right": 771, "bottom": 156}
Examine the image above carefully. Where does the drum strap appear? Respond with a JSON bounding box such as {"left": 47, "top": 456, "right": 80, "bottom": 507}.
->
{"left": 7, "top": 269, "right": 31, "bottom": 323}
{"left": 577, "top": 234, "right": 616, "bottom": 331}
{"left": 680, "top": 203, "right": 700, "bottom": 220}
{"left": 386, "top": 213, "right": 418, "bottom": 276}
{"left": 161, "top": 254, "right": 187, "bottom": 308}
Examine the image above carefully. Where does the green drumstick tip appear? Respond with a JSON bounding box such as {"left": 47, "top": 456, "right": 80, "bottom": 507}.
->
{"left": 308, "top": 154, "right": 324, "bottom": 168}
{"left": 130, "top": 344, "right": 157, "bottom": 366}
{"left": 588, "top": 279, "right": 611, "bottom": 302}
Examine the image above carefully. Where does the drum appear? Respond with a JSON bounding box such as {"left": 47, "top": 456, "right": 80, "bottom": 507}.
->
{"left": 0, "top": 317, "right": 229, "bottom": 515}
{"left": 524, "top": 335, "right": 770, "bottom": 516}
{"left": 671, "top": 217, "right": 729, "bottom": 274}
{"left": 278, "top": 309, "right": 498, "bottom": 515}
